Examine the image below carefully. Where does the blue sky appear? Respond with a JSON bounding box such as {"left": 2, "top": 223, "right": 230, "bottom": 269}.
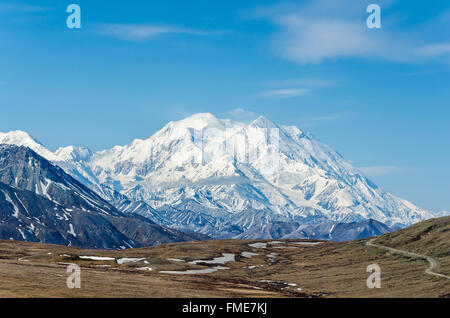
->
{"left": 0, "top": 0, "right": 449, "bottom": 212}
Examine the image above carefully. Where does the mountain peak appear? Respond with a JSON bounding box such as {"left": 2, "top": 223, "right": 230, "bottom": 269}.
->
{"left": 55, "top": 145, "right": 93, "bottom": 162}
{"left": 0, "top": 130, "right": 37, "bottom": 144}
{"left": 186, "top": 112, "right": 217, "bottom": 120}
{"left": 0, "top": 130, "right": 58, "bottom": 161}
{"left": 171, "top": 112, "right": 225, "bottom": 130}
{"left": 250, "top": 115, "right": 278, "bottom": 129}
{"left": 1, "top": 116, "right": 431, "bottom": 237}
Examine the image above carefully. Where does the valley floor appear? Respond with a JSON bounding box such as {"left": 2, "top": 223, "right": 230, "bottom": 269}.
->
{"left": 0, "top": 236, "right": 448, "bottom": 298}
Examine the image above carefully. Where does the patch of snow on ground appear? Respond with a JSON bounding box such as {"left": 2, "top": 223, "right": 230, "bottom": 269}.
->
{"left": 189, "top": 253, "right": 235, "bottom": 265}
{"left": 241, "top": 252, "right": 259, "bottom": 258}
{"left": 248, "top": 242, "right": 267, "bottom": 248}
{"left": 166, "top": 258, "right": 185, "bottom": 262}
{"left": 117, "top": 258, "right": 145, "bottom": 265}
{"left": 79, "top": 256, "right": 115, "bottom": 261}
{"left": 268, "top": 241, "right": 284, "bottom": 244}
{"left": 159, "top": 266, "right": 229, "bottom": 275}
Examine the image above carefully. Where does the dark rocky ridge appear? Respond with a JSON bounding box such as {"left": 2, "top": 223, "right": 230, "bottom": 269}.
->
{"left": 0, "top": 144, "right": 208, "bottom": 249}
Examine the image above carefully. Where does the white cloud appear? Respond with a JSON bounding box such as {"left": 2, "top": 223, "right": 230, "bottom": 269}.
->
{"left": 226, "top": 108, "right": 258, "bottom": 122}
{"left": 359, "top": 165, "right": 407, "bottom": 176}
{"left": 274, "top": 17, "right": 381, "bottom": 64}
{"left": 251, "top": 0, "right": 450, "bottom": 64}
{"left": 255, "top": 88, "right": 309, "bottom": 99}
{"left": 97, "top": 24, "right": 221, "bottom": 42}
{"left": 415, "top": 43, "right": 450, "bottom": 58}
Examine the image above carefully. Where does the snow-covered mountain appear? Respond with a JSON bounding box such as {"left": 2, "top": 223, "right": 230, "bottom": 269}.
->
{"left": 0, "top": 130, "right": 59, "bottom": 161}
{"left": 434, "top": 211, "right": 449, "bottom": 218}
{"left": 0, "top": 144, "right": 208, "bottom": 248}
{"left": 235, "top": 219, "right": 392, "bottom": 241}
{"left": 0, "top": 113, "right": 433, "bottom": 238}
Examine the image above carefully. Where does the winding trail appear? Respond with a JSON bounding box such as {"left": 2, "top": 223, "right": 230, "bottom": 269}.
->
{"left": 366, "top": 238, "right": 449, "bottom": 280}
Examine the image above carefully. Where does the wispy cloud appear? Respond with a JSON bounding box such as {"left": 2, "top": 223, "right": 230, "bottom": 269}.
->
{"left": 97, "top": 24, "right": 223, "bottom": 42}
{"left": 265, "top": 77, "right": 338, "bottom": 88}
{"left": 359, "top": 165, "right": 408, "bottom": 176}
{"left": 258, "top": 77, "right": 337, "bottom": 99}
{"left": 226, "top": 108, "right": 258, "bottom": 122}
{"left": 415, "top": 43, "right": 450, "bottom": 58}
{"left": 255, "top": 88, "right": 309, "bottom": 99}
{"left": 275, "top": 17, "right": 379, "bottom": 64}
{"left": 250, "top": 0, "right": 450, "bottom": 64}
{"left": 0, "top": 2, "right": 50, "bottom": 13}
{"left": 402, "top": 68, "right": 450, "bottom": 77}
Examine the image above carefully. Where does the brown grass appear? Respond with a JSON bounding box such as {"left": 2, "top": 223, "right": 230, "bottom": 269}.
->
{"left": 0, "top": 217, "right": 448, "bottom": 298}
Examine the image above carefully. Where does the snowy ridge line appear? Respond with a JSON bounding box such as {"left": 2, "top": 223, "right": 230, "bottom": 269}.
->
{"left": 0, "top": 113, "right": 433, "bottom": 239}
